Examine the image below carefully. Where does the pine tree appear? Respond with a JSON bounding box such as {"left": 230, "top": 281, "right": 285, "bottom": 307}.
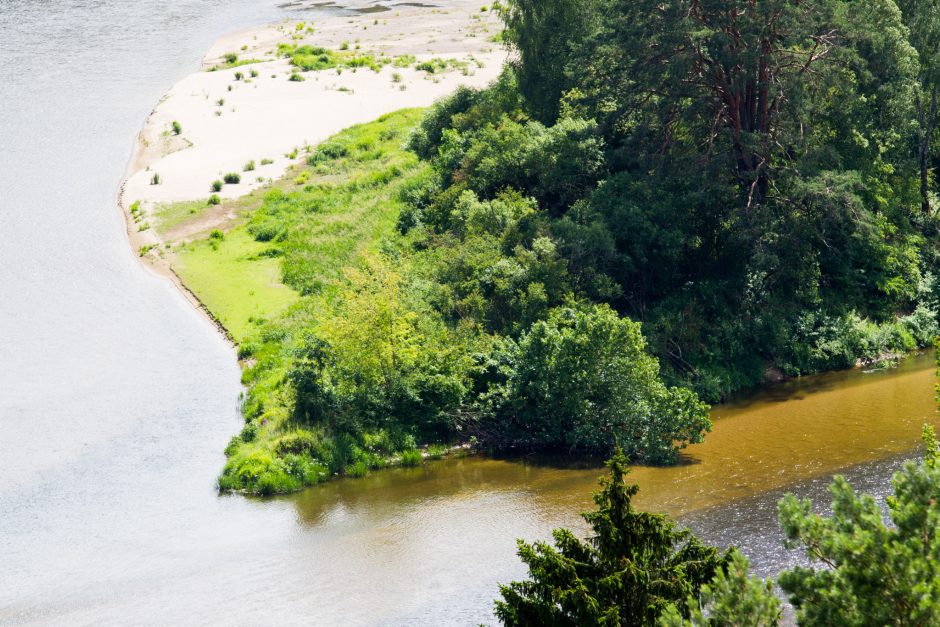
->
{"left": 495, "top": 451, "right": 728, "bottom": 625}
{"left": 777, "top": 425, "right": 940, "bottom": 625}
{"left": 657, "top": 550, "right": 782, "bottom": 626}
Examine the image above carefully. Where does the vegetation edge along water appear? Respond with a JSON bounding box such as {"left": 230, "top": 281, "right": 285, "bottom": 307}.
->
{"left": 165, "top": 0, "right": 940, "bottom": 494}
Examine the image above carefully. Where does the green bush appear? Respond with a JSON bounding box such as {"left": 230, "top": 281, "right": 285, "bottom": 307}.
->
{"left": 223, "top": 172, "right": 241, "bottom": 184}
{"left": 475, "top": 305, "right": 711, "bottom": 463}
{"left": 211, "top": 179, "right": 223, "bottom": 192}
{"left": 400, "top": 449, "right": 423, "bottom": 467}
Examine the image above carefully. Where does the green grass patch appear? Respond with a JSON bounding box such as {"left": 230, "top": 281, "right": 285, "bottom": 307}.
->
{"left": 415, "top": 57, "right": 469, "bottom": 74}
{"left": 277, "top": 44, "right": 418, "bottom": 75}
{"left": 207, "top": 55, "right": 266, "bottom": 72}
{"left": 174, "top": 228, "right": 299, "bottom": 342}
{"left": 153, "top": 199, "right": 211, "bottom": 233}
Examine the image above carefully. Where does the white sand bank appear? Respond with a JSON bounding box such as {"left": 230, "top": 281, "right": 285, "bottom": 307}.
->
{"left": 121, "top": 1, "right": 505, "bottom": 258}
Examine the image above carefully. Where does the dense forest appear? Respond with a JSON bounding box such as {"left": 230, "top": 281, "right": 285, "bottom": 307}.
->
{"left": 221, "top": 0, "right": 940, "bottom": 493}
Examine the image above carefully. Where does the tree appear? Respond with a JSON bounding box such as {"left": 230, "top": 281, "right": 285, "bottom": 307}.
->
{"left": 495, "top": 451, "right": 728, "bottom": 626}
{"left": 657, "top": 550, "right": 782, "bottom": 627}
{"left": 291, "top": 253, "right": 468, "bottom": 438}
{"left": 896, "top": 0, "right": 940, "bottom": 215}
{"left": 777, "top": 425, "right": 940, "bottom": 625}
{"left": 477, "top": 305, "right": 712, "bottom": 463}
{"left": 501, "top": 0, "right": 600, "bottom": 124}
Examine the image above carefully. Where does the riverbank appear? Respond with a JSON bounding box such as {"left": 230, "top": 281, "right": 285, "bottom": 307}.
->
{"left": 117, "top": 2, "right": 508, "bottom": 493}
{"left": 120, "top": 0, "right": 505, "bottom": 326}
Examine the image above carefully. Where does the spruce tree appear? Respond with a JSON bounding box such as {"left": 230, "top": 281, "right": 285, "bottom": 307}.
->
{"left": 495, "top": 451, "right": 728, "bottom": 625}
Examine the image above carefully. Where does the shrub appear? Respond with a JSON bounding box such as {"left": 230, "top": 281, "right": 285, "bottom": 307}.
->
{"left": 240, "top": 422, "right": 258, "bottom": 443}
{"left": 211, "top": 179, "right": 223, "bottom": 192}
{"left": 209, "top": 229, "right": 225, "bottom": 241}
{"left": 171, "top": 120, "right": 182, "bottom": 135}
{"left": 223, "top": 172, "right": 241, "bottom": 184}
{"left": 400, "top": 449, "right": 423, "bottom": 467}
{"left": 216, "top": 98, "right": 225, "bottom": 106}
{"left": 150, "top": 172, "right": 161, "bottom": 185}
{"left": 273, "top": 430, "right": 318, "bottom": 456}
{"left": 476, "top": 305, "right": 712, "bottom": 463}
{"left": 208, "top": 194, "right": 221, "bottom": 206}
{"left": 224, "top": 52, "right": 238, "bottom": 64}
{"left": 288, "top": 72, "right": 305, "bottom": 82}
{"left": 234, "top": 71, "right": 243, "bottom": 81}
{"left": 250, "top": 69, "right": 259, "bottom": 78}
{"left": 260, "top": 158, "right": 274, "bottom": 165}
{"left": 346, "top": 460, "right": 369, "bottom": 478}
{"left": 244, "top": 160, "right": 256, "bottom": 172}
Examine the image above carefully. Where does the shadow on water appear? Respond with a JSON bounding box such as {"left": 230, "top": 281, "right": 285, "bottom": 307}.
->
{"left": 723, "top": 350, "right": 931, "bottom": 410}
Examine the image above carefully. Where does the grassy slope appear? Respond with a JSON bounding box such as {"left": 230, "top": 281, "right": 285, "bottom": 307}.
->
{"left": 170, "top": 108, "right": 430, "bottom": 493}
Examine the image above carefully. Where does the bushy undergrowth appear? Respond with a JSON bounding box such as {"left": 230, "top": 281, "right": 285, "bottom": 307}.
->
{"left": 217, "top": 110, "right": 450, "bottom": 493}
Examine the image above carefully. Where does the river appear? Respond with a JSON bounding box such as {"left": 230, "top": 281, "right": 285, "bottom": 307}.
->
{"left": 0, "top": 1, "right": 936, "bottom": 624}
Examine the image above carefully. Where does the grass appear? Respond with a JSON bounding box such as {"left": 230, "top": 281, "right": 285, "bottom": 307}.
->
{"left": 174, "top": 228, "right": 299, "bottom": 341}
{"left": 415, "top": 57, "right": 469, "bottom": 74}
{"left": 278, "top": 44, "right": 420, "bottom": 75}
{"left": 176, "top": 109, "right": 435, "bottom": 494}
{"left": 207, "top": 54, "right": 266, "bottom": 72}
{"left": 400, "top": 450, "right": 423, "bottom": 467}
{"left": 224, "top": 172, "right": 241, "bottom": 184}
{"left": 153, "top": 199, "right": 211, "bottom": 232}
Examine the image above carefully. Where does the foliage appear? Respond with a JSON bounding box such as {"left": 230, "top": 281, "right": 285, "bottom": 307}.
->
{"left": 777, "top": 425, "right": 940, "bottom": 625}
{"left": 277, "top": 44, "right": 421, "bottom": 75}
{"left": 403, "top": 0, "right": 940, "bottom": 401}
{"left": 657, "top": 550, "right": 782, "bottom": 627}
{"left": 495, "top": 450, "right": 729, "bottom": 625}
{"left": 475, "top": 306, "right": 711, "bottom": 463}
{"left": 202, "top": 110, "right": 465, "bottom": 492}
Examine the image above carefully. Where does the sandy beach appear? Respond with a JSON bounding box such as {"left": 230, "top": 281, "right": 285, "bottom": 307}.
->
{"left": 119, "top": 1, "right": 505, "bottom": 306}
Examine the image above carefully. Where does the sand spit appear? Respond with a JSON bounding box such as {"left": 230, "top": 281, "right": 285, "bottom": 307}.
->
{"left": 120, "top": 1, "right": 505, "bottom": 290}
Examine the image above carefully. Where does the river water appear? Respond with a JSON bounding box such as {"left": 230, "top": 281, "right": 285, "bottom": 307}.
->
{"left": 0, "top": 1, "right": 936, "bottom": 624}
